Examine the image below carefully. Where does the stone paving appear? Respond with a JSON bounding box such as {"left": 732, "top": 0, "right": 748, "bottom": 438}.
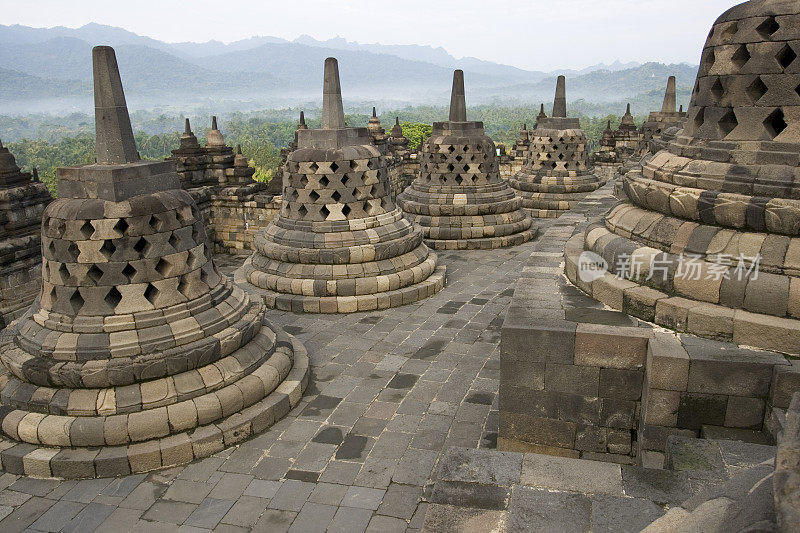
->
{"left": 0, "top": 224, "right": 552, "bottom": 533}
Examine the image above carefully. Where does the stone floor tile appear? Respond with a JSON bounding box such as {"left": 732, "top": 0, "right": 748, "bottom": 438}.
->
{"left": 520, "top": 454, "right": 623, "bottom": 495}
{"left": 208, "top": 472, "right": 253, "bottom": 500}
{"left": 327, "top": 506, "right": 373, "bottom": 533}
{"left": 268, "top": 480, "right": 315, "bottom": 512}
{"left": 162, "top": 480, "right": 213, "bottom": 504}
{"left": 29, "top": 500, "right": 86, "bottom": 532}
{"left": 184, "top": 497, "right": 236, "bottom": 529}
{"left": 93, "top": 507, "right": 144, "bottom": 533}
{"left": 508, "top": 485, "right": 591, "bottom": 533}
{"left": 62, "top": 502, "right": 116, "bottom": 533}
{"left": 365, "top": 514, "right": 408, "bottom": 533}
{"left": 287, "top": 502, "right": 337, "bottom": 533}
{"left": 376, "top": 483, "right": 424, "bottom": 520}
{"left": 252, "top": 509, "right": 297, "bottom": 533}
{"left": 341, "top": 485, "right": 386, "bottom": 510}
{"left": 142, "top": 500, "right": 197, "bottom": 524}
{"left": 308, "top": 482, "right": 349, "bottom": 506}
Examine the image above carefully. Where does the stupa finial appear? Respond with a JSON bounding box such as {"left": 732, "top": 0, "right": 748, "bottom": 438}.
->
{"left": 211, "top": 116, "right": 218, "bottom": 130}
{"left": 184, "top": 118, "right": 191, "bottom": 133}
{"left": 92, "top": 45, "right": 139, "bottom": 164}
{"left": 395, "top": 116, "right": 400, "bottom": 125}
{"left": 661, "top": 76, "right": 677, "bottom": 113}
{"left": 372, "top": 106, "right": 377, "bottom": 118}
{"left": 322, "top": 57, "right": 346, "bottom": 129}
{"left": 449, "top": 69, "right": 467, "bottom": 122}
{"left": 299, "top": 110, "right": 306, "bottom": 126}
{"left": 552, "top": 75, "right": 567, "bottom": 118}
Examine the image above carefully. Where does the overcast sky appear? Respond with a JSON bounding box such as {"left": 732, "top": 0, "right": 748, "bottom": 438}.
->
{"left": 1, "top": 0, "right": 739, "bottom": 71}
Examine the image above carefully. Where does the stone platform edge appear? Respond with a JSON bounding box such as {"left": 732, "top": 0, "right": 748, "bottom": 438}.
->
{"left": 498, "top": 182, "right": 800, "bottom": 464}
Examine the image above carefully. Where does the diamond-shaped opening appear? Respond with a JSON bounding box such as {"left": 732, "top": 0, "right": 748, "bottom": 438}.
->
{"left": 59, "top": 263, "right": 70, "bottom": 282}
{"left": 143, "top": 283, "right": 159, "bottom": 305}
{"left": 133, "top": 237, "right": 149, "bottom": 255}
{"left": 455, "top": 174, "right": 464, "bottom": 185}
{"left": 168, "top": 232, "right": 180, "bottom": 249}
{"left": 149, "top": 214, "right": 162, "bottom": 231}
{"left": 87, "top": 264, "right": 103, "bottom": 284}
{"left": 113, "top": 218, "right": 129, "bottom": 235}
{"left": 298, "top": 205, "right": 308, "bottom": 218}
{"left": 777, "top": 44, "right": 797, "bottom": 70}
{"left": 48, "top": 240, "right": 56, "bottom": 255}
{"left": 447, "top": 145, "right": 455, "bottom": 153}
{"left": 330, "top": 162, "right": 339, "bottom": 172}
{"left": 756, "top": 16, "right": 779, "bottom": 39}
{"left": 320, "top": 206, "right": 330, "bottom": 218}
{"left": 309, "top": 190, "right": 320, "bottom": 202}
{"left": 122, "top": 263, "right": 137, "bottom": 281}
{"left": 177, "top": 275, "right": 189, "bottom": 296}
{"left": 331, "top": 191, "right": 341, "bottom": 202}
{"left": 105, "top": 287, "right": 122, "bottom": 309}
{"left": 192, "top": 224, "right": 202, "bottom": 244}
{"left": 693, "top": 107, "right": 706, "bottom": 131}
{"left": 319, "top": 176, "right": 329, "bottom": 187}
{"left": 722, "top": 21, "right": 738, "bottom": 41}
{"left": 100, "top": 240, "right": 116, "bottom": 260}
{"left": 796, "top": 83, "right": 800, "bottom": 98}
{"left": 80, "top": 220, "right": 94, "bottom": 239}
{"left": 731, "top": 45, "right": 751, "bottom": 70}
{"left": 200, "top": 268, "right": 209, "bottom": 285}
{"left": 764, "top": 108, "right": 787, "bottom": 139}
{"left": 747, "top": 77, "right": 768, "bottom": 103}
{"left": 718, "top": 109, "right": 738, "bottom": 138}
{"left": 49, "top": 287, "right": 57, "bottom": 304}
{"left": 175, "top": 209, "right": 186, "bottom": 224}
{"left": 341, "top": 204, "right": 351, "bottom": 217}
{"left": 447, "top": 163, "right": 455, "bottom": 171}
{"left": 155, "top": 258, "right": 172, "bottom": 277}
{"left": 341, "top": 175, "right": 349, "bottom": 186}
{"left": 67, "top": 242, "right": 80, "bottom": 261}
{"left": 69, "top": 290, "right": 84, "bottom": 313}
{"left": 710, "top": 78, "right": 725, "bottom": 103}
{"left": 308, "top": 162, "right": 319, "bottom": 172}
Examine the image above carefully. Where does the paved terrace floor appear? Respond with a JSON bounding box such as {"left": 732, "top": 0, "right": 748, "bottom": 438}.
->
{"left": 0, "top": 223, "right": 556, "bottom": 533}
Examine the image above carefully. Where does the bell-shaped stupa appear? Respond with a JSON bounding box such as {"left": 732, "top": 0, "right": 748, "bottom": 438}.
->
{"left": 507, "top": 76, "right": 604, "bottom": 218}
{"left": 0, "top": 46, "right": 307, "bottom": 478}
{"left": 567, "top": 0, "right": 800, "bottom": 354}
{"left": 396, "top": 70, "right": 535, "bottom": 249}
{"left": 238, "top": 58, "right": 445, "bottom": 312}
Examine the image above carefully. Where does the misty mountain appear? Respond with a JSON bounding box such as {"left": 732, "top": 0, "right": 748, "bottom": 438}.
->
{"left": 0, "top": 22, "right": 696, "bottom": 114}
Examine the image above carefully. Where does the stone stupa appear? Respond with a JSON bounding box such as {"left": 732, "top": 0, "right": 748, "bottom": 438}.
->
{"left": 639, "top": 76, "right": 688, "bottom": 154}
{"left": 396, "top": 70, "right": 536, "bottom": 249}
{"left": 507, "top": 76, "right": 604, "bottom": 218}
{"left": 0, "top": 140, "right": 53, "bottom": 327}
{"left": 0, "top": 46, "right": 307, "bottom": 478}
{"left": 567, "top": 0, "right": 800, "bottom": 354}
{"left": 237, "top": 57, "right": 445, "bottom": 313}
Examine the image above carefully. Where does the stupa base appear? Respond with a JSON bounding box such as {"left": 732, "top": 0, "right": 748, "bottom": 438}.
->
{"left": 236, "top": 258, "right": 446, "bottom": 313}
{"left": 0, "top": 328, "right": 308, "bottom": 479}
{"left": 423, "top": 226, "right": 538, "bottom": 250}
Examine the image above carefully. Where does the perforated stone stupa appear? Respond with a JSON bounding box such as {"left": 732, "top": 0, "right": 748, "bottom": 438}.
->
{"left": 507, "top": 76, "right": 604, "bottom": 218}
{"left": 396, "top": 70, "right": 535, "bottom": 249}
{"left": 567, "top": 0, "right": 800, "bottom": 354}
{"left": 0, "top": 46, "right": 307, "bottom": 478}
{"left": 237, "top": 57, "right": 445, "bottom": 313}
{"left": 639, "top": 76, "right": 688, "bottom": 154}
{"left": 0, "top": 141, "right": 52, "bottom": 328}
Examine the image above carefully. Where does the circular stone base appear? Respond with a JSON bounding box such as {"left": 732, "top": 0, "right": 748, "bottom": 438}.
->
{"left": 522, "top": 208, "right": 564, "bottom": 219}
{"left": 423, "top": 226, "right": 538, "bottom": 250}
{"left": 235, "top": 260, "right": 446, "bottom": 313}
{"left": 0, "top": 333, "right": 308, "bottom": 479}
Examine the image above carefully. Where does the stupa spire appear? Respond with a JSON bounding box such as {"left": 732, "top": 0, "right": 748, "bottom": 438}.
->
{"left": 552, "top": 75, "right": 567, "bottom": 118}
{"left": 184, "top": 118, "right": 191, "bottom": 133}
{"left": 661, "top": 76, "right": 677, "bottom": 113}
{"left": 92, "top": 46, "right": 139, "bottom": 164}
{"left": 322, "top": 57, "right": 346, "bottom": 129}
{"left": 372, "top": 106, "right": 377, "bottom": 118}
{"left": 449, "top": 69, "right": 467, "bottom": 122}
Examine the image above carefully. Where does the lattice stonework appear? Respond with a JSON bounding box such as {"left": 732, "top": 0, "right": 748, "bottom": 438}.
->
{"left": 565, "top": 0, "right": 800, "bottom": 355}
{"left": 238, "top": 57, "right": 445, "bottom": 313}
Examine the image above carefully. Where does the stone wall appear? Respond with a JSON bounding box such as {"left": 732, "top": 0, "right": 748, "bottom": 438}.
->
{"left": 500, "top": 183, "right": 800, "bottom": 465}
{"left": 775, "top": 391, "right": 800, "bottom": 533}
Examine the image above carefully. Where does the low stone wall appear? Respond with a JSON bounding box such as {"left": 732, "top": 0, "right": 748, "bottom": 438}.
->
{"left": 499, "top": 183, "right": 800, "bottom": 465}
{"left": 0, "top": 235, "right": 42, "bottom": 327}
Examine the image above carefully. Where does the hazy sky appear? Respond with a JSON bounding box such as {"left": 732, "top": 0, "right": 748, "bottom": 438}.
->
{"left": 1, "top": 0, "right": 739, "bottom": 71}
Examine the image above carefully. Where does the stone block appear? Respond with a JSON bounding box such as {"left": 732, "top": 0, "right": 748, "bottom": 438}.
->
{"left": 501, "top": 322, "right": 576, "bottom": 365}
{"left": 645, "top": 389, "right": 680, "bottom": 427}
{"left": 599, "top": 368, "right": 643, "bottom": 400}
{"left": 520, "top": 453, "right": 623, "bottom": 494}
{"left": 499, "top": 411, "right": 576, "bottom": 449}
{"left": 574, "top": 323, "right": 650, "bottom": 370}
{"left": 646, "top": 332, "right": 689, "bottom": 391}
{"left": 771, "top": 359, "right": 800, "bottom": 409}
{"left": 724, "top": 396, "right": 765, "bottom": 430}
{"left": 677, "top": 392, "right": 728, "bottom": 430}
{"left": 545, "top": 363, "right": 599, "bottom": 396}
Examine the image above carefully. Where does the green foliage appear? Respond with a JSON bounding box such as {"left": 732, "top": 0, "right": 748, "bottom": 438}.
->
{"left": 399, "top": 122, "right": 433, "bottom": 150}
{"left": 8, "top": 133, "right": 95, "bottom": 195}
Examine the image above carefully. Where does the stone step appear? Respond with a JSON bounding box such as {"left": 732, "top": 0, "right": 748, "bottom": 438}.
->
{"left": 664, "top": 435, "right": 775, "bottom": 482}
{"left": 700, "top": 425, "right": 771, "bottom": 445}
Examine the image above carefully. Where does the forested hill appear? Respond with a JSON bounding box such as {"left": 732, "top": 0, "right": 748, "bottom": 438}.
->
{"left": 0, "top": 23, "right": 698, "bottom": 112}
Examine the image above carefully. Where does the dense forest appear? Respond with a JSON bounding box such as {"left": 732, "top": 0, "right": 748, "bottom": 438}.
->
{"left": 5, "top": 106, "right": 644, "bottom": 197}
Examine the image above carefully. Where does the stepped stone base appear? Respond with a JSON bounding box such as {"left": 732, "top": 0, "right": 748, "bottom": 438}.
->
{"left": 0, "top": 331, "right": 307, "bottom": 479}
{"left": 236, "top": 257, "right": 446, "bottom": 313}
{"left": 422, "top": 227, "right": 538, "bottom": 251}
